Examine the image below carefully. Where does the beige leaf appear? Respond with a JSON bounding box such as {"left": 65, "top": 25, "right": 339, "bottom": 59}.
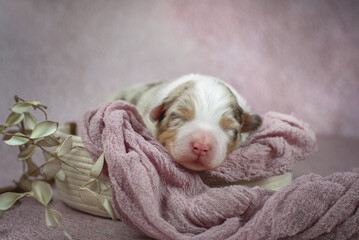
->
{"left": 5, "top": 112, "right": 24, "bottom": 126}
{"left": 37, "top": 139, "right": 52, "bottom": 147}
{"left": 79, "top": 187, "right": 101, "bottom": 207}
{"left": 81, "top": 179, "right": 100, "bottom": 193}
{"left": 55, "top": 169, "right": 66, "bottom": 181}
{"left": 45, "top": 135, "right": 60, "bottom": 146}
{"left": 17, "top": 145, "right": 37, "bottom": 161}
{"left": 100, "top": 181, "right": 112, "bottom": 191}
{"left": 55, "top": 136, "right": 73, "bottom": 157}
{"left": 31, "top": 180, "right": 53, "bottom": 206}
{"left": 24, "top": 112, "right": 38, "bottom": 130}
{"left": 102, "top": 198, "right": 117, "bottom": 220}
{"left": 28, "top": 100, "right": 46, "bottom": 108}
{"left": 43, "top": 158, "right": 62, "bottom": 179}
{"left": 63, "top": 231, "right": 73, "bottom": 240}
{"left": 37, "top": 136, "right": 60, "bottom": 147}
{"left": 4, "top": 133, "right": 29, "bottom": 146}
{"left": 45, "top": 207, "right": 62, "bottom": 228}
{"left": 90, "top": 153, "right": 104, "bottom": 178}
{"left": 26, "top": 158, "right": 40, "bottom": 176}
{"left": 10, "top": 102, "right": 32, "bottom": 114}
{"left": 30, "top": 121, "right": 58, "bottom": 139}
{"left": 0, "top": 192, "right": 25, "bottom": 210}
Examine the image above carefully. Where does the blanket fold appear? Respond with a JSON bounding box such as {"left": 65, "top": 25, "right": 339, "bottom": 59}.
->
{"left": 79, "top": 100, "right": 358, "bottom": 240}
{"left": 206, "top": 111, "right": 317, "bottom": 182}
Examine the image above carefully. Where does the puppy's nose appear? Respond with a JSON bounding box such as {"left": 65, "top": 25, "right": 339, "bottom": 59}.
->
{"left": 192, "top": 142, "right": 210, "bottom": 156}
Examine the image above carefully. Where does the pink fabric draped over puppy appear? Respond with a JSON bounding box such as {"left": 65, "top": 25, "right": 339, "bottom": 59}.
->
{"left": 202, "top": 111, "right": 317, "bottom": 182}
{"left": 79, "top": 100, "right": 359, "bottom": 240}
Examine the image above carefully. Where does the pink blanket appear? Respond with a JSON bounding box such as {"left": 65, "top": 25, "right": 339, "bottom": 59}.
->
{"left": 79, "top": 100, "right": 359, "bottom": 240}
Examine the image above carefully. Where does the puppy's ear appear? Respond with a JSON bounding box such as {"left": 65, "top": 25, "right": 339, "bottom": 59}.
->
{"left": 149, "top": 103, "right": 165, "bottom": 122}
{"left": 242, "top": 113, "right": 262, "bottom": 133}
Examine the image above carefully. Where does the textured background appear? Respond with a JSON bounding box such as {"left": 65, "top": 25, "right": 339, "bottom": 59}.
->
{"left": 1, "top": 0, "right": 358, "bottom": 137}
{"left": 0, "top": 1, "right": 358, "bottom": 184}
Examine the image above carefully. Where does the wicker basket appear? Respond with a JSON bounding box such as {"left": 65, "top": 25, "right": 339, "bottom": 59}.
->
{"left": 55, "top": 124, "right": 114, "bottom": 218}
{"left": 54, "top": 124, "right": 292, "bottom": 219}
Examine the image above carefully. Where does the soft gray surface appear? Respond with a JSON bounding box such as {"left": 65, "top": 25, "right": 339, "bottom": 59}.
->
{"left": 1, "top": 135, "right": 358, "bottom": 240}
{"left": 0, "top": 190, "right": 149, "bottom": 240}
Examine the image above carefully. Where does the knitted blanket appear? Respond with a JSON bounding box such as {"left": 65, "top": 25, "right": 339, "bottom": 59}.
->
{"left": 79, "top": 100, "right": 359, "bottom": 240}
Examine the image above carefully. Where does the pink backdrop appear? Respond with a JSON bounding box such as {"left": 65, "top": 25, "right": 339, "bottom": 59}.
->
{"left": 1, "top": 1, "right": 358, "bottom": 138}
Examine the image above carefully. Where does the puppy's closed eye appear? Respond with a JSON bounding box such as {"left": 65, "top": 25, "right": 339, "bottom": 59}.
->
{"left": 168, "top": 112, "right": 186, "bottom": 128}
{"left": 225, "top": 127, "right": 238, "bottom": 137}
{"left": 220, "top": 115, "right": 240, "bottom": 141}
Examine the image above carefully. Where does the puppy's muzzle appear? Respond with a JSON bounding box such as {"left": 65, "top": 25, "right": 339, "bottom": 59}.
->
{"left": 192, "top": 142, "right": 211, "bottom": 156}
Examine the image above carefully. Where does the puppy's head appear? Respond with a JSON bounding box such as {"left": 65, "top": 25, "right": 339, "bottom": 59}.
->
{"left": 150, "top": 80, "right": 261, "bottom": 171}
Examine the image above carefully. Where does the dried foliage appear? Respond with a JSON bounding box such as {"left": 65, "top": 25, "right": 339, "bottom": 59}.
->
{"left": 0, "top": 96, "right": 117, "bottom": 239}
{"left": 0, "top": 96, "right": 72, "bottom": 239}
{"left": 0, "top": 96, "right": 116, "bottom": 238}
{"left": 79, "top": 153, "right": 117, "bottom": 220}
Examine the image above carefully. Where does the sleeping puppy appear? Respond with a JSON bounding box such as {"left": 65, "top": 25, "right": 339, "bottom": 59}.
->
{"left": 109, "top": 74, "right": 262, "bottom": 171}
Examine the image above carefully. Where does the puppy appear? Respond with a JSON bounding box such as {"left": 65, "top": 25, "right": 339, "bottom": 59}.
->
{"left": 109, "top": 74, "right": 262, "bottom": 171}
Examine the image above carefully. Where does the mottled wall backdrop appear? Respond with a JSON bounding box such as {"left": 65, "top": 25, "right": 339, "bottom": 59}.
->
{"left": 1, "top": 0, "right": 358, "bottom": 137}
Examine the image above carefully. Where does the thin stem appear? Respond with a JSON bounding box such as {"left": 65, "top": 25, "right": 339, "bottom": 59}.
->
{"left": 37, "top": 106, "right": 48, "bottom": 120}
{"left": 2, "top": 131, "right": 28, "bottom": 137}
{"left": 22, "top": 160, "right": 26, "bottom": 175}
{"left": 24, "top": 160, "right": 46, "bottom": 177}
{"left": 23, "top": 158, "right": 41, "bottom": 178}
{"left": 20, "top": 119, "right": 26, "bottom": 134}
{"left": 60, "top": 160, "right": 87, "bottom": 175}
{"left": 37, "top": 145, "right": 87, "bottom": 175}
{"left": 14, "top": 95, "right": 25, "bottom": 103}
